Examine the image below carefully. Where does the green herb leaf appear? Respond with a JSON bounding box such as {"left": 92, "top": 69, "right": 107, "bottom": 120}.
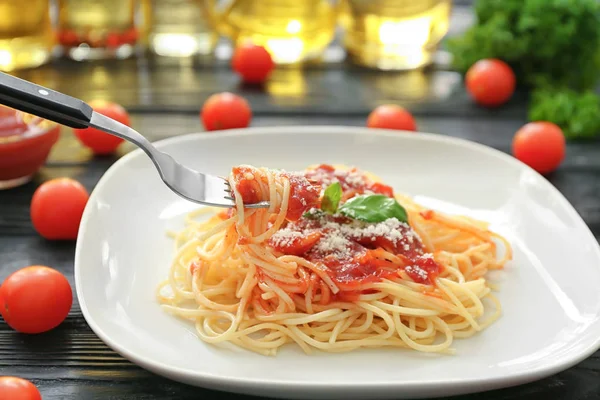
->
{"left": 302, "top": 209, "right": 325, "bottom": 219}
{"left": 339, "top": 195, "right": 408, "bottom": 223}
{"left": 321, "top": 182, "right": 342, "bottom": 214}
{"left": 529, "top": 87, "right": 600, "bottom": 140}
{"left": 448, "top": 0, "right": 600, "bottom": 91}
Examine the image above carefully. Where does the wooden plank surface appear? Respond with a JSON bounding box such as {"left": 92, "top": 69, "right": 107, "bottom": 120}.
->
{"left": 2, "top": 2, "right": 600, "bottom": 398}
{"left": 14, "top": 59, "right": 524, "bottom": 117}
{"left": 1, "top": 113, "right": 600, "bottom": 399}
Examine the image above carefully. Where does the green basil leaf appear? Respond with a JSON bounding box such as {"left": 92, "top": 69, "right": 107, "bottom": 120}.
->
{"left": 302, "top": 209, "right": 325, "bottom": 219}
{"left": 321, "top": 182, "right": 342, "bottom": 214}
{"left": 339, "top": 194, "right": 408, "bottom": 223}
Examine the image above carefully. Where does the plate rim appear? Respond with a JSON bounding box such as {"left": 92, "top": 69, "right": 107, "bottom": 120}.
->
{"left": 74, "top": 126, "right": 600, "bottom": 393}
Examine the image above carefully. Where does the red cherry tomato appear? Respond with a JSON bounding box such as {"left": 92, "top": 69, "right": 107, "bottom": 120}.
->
{"left": 465, "top": 59, "right": 516, "bottom": 107}
{"left": 105, "top": 33, "right": 121, "bottom": 48}
{"left": 30, "top": 178, "right": 89, "bottom": 240}
{"left": 231, "top": 44, "right": 275, "bottom": 84}
{"left": 0, "top": 377, "right": 41, "bottom": 400}
{"left": 0, "top": 266, "right": 73, "bottom": 334}
{"left": 74, "top": 100, "right": 131, "bottom": 155}
{"left": 58, "top": 29, "right": 79, "bottom": 46}
{"left": 512, "top": 121, "right": 566, "bottom": 174}
{"left": 367, "top": 105, "right": 417, "bottom": 131}
{"left": 201, "top": 92, "right": 252, "bottom": 131}
{"left": 121, "top": 28, "right": 139, "bottom": 45}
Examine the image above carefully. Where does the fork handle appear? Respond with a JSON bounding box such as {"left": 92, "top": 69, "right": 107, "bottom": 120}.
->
{"left": 0, "top": 72, "right": 93, "bottom": 129}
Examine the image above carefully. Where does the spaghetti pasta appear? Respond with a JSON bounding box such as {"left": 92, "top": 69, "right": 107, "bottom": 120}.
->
{"left": 157, "top": 164, "right": 512, "bottom": 356}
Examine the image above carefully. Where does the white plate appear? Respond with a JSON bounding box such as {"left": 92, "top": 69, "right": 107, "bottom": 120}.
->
{"left": 75, "top": 126, "right": 600, "bottom": 399}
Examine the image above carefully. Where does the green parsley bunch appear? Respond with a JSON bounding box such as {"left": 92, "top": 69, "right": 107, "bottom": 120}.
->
{"left": 448, "top": 0, "right": 600, "bottom": 139}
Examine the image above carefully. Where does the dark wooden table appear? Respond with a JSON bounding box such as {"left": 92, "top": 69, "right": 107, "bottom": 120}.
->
{"left": 2, "top": 6, "right": 600, "bottom": 400}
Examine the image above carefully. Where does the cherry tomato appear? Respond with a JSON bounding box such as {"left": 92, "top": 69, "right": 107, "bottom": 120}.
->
{"left": 0, "top": 266, "right": 72, "bottom": 334}
{"left": 74, "top": 100, "right": 131, "bottom": 155}
{"left": 58, "top": 29, "right": 79, "bottom": 46}
{"left": 512, "top": 121, "right": 566, "bottom": 174}
{"left": 465, "top": 59, "right": 516, "bottom": 107}
{"left": 231, "top": 44, "right": 275, "bottom": 84}
{"left": 0, "top": 377, "right": 41, "bottom": 400}
{"left": 367, "top": 105, "right": 417, "bottom": 131}
{"left": 201, "top": 92, "right": 252, "bottom": 131}
{"left": 105, "top": 33, "right": 121, "bottom": 48}
{"left": 30, "top": 178, "right": 89, "bottom": 240}
{"left": 121, "top": 28, "right": 139, "bottom": 45}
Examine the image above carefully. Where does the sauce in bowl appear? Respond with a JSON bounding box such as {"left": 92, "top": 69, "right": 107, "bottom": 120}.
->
{"left": 0, "top": 105, "right": 60, "bottom": 189}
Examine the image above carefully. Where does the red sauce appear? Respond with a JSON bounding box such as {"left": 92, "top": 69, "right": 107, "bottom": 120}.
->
{"left": 265, "top": 165, "right": 442, "bottom": 301}
{"left": 354, "top": 226, "right": 424, "bottom": 260}
{"left": 270, "top": 231, "right": 322, "bottom": 256}
{"left": 305, "top": 164, "right": 394, "bottom": 197}
{"left": 269, "top": 214, "right": 441, "bottom": 299}
{"left": 230, "top": 167, "right": 320, "bottom": 221}
{"left": 283, "top": 172, "right": 321, "bottom": 221}
{"left": 231, "top": 164, "right": 441, "bottom": 302}
{"left": 406, "top": 255, "right": 440, "bottom": 284}
{"left": 308, "top": 244, "right": 396, "bottom": 289}
{"left": 231, "top": 166, "right": 262, "bottom": 205}
{"left": 0, "top": 106, "right": 60, "bottom": 183}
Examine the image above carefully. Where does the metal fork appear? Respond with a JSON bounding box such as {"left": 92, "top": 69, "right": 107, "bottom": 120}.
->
{"left": 0, "top": 73, "right": 269, "bottom": 208}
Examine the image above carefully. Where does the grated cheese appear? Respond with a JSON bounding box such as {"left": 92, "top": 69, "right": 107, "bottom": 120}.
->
{"left": 270, "top": 228, "right": 307, "bottom": 248}
{"left": 270, "top": 210, "right": 423, "bottom": 261}
{"left": 308, "top": 167, "right": 369, "bottom": 190}
{"left": 405, "top": 265, "right": 428, "bottom": 281}
{"left": 345, "top": 170, "right": 365, "bottom": 187}
{"left": 321, "top": 218, "right": 420, "bottom": 247}
{"left": 309, "top": 170, "right": 338, "bottom": 187}
{"left": 315, "top": 233, "right": 353, "bottom": 258}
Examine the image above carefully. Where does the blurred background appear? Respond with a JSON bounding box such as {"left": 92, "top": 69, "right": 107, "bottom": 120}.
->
{"left": 1, "top": 0, "right": 460, "bottom": 71}
{"left": 0, "top": 0, "right": 482, "bottom": 183}
{"left": 1, "top": 0, "right": 599, "bottom": 183}
{"left": 3, "top": 2, "right": 600, "bottom": 399}
{"left": 0, "top": 0, "right": 471, "bottom": 114}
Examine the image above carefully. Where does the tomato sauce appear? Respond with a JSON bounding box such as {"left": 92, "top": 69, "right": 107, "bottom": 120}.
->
{"left": 231, "top": 164, "right": 442, "bottom": 300}
{"left": 0, "top": 106, "right": 60, "bottom": 183}
{"left": 230, "top": 167, "right": 320, "bottom": 221}
{"left": 231, "top": 166, "right": 262, "bottom": 205}
{"left": 304, "top": 164, "right": 394, "bottom": 197}
{"left": 283, "top": 172, "right": 321, "bottom": 221}
{"left": 270, "top": 215, "right": 441, "bottom": 294}
{"left": 406, "top": 255, "right": 440, "bottom": 284}
{"left": 267, "top": 165, "right": 442, "bottom": 300}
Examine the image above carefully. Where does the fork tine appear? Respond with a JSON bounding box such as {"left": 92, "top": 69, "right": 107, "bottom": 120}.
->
{"left": 165, "top": 167, "right": 268, "bottom": 208}
{"left": 221, "top": 177, "right": 269, "bottom": 208}
{"left": 83, "top": 112, "right": 266, "bottom": 208}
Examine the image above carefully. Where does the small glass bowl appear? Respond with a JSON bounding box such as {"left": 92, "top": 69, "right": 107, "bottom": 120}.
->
{"left": 0, "top": 105, "right": 61, "bottom": 189}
